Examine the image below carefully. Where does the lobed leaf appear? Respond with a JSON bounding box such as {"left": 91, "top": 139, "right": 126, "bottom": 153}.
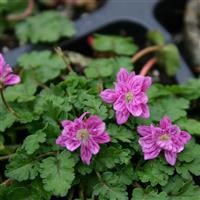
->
{"left": 15, "top": 11, "right": 76, "bottom": 44}
{"left": 92, "top": 34, "right": 138, "bottom": 56}
{"left": 39, "top": 150, "right": 75, "bottom": 196}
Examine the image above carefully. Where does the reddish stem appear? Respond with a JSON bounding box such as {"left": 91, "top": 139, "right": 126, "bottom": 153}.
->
{"left": 131, "top": 45, "right": 161, "bottom": 63}
{"left": 139, "top": 57, "right": 157, "bottom": 76}
{"left": 6, "top": 0, "right": 34, "bottom": 21}
{"left": 1, "top": 179, "right": 12, "bottom": 186}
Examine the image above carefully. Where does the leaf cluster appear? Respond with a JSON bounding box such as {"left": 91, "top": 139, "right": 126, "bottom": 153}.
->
{"left": 0, "top": 34, "right": 200, "bottom": 199}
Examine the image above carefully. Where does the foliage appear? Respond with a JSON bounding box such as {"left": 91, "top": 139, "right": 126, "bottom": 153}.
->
{"left": 92, "top": 34, "right": 138, "bottom": 55}
{"left": 84, "top": 57, "right": 133, "bottom": 79}
{"left": 0, "top": 31, "right": 200, "bottom": 200}
{"left": 157, "top": 44, "right": 180, "bottom": 76}
{"left": 15, "top": 11, "right": 76, "bottom": 44}
{"left": 147, "top": 30, "right": 165, "bottom": 45}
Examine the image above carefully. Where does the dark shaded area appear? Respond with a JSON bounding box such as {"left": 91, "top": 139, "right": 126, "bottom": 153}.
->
{"left": 154, "top": 0, "right": 188, "bottom": 34}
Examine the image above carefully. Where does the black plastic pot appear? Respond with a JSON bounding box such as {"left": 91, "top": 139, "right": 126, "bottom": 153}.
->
{"left": 4, "top": 0, "right": 194, "bottom": 84}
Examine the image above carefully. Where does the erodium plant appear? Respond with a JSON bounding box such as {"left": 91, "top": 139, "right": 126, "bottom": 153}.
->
{"left": 0, "top": 34, "right": 200, "bottom": 200}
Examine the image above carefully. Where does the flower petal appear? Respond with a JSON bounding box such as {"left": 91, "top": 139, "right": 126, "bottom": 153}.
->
{"left": 134, "top": 92, "right": 148, "bottom": 104}
{"left": 128, "top": 75, "right": 144, "bottom": 94}
{"left": 116, "top": 110, "right": 130, "bottom": 125}
{"left": 56, "top": 135, "right": 66, "bottom": 147}
{"left": 159, "top": 116, "right": 172, "bottom": 129}
{"left": 139, "top": 137, "right": 155, "bottom": 149}
{"left": 74, "top": 113, "right": 88, "bottom": 130}
{"left": 93, "top": 132, "right": 111, "bottom": 144}
{"left": 167, "top": 125, "right": 181, "bottom": 135}
{"left": 65, "top": 139, "right": 81, "bottom": 151}
{"left": 114, "top": 95, "right": 126, "bottom": 111}
{"left": 140, "top": 104, "right": 150, "bottom": 118}
{"left": 86, "top": 115, "right": 105, "bottom": 135}
{"left": 142, "top": 76, "right": 152, "bottom": 91}
{"left": 87, "top": 139, "right": 100, "bottom": 155}
{"left": 137, "top": 125, "right": 152, "bottom": 136}
{"left": 0, "top": 54, "right": 5, "bottom": 74}
{"left": 179, "top": 131, "right": 191, "bottom": 145}
{"left": 100, "top": 89, "right": 117, "bottom": 104}
{"left": 61, "top": 120, "right": 73, "bottom": 128}
{"left": 164, "top": 151, "right": 177, "bottom": 166}
{"left": 5, "top": 74, "right": 21, "bottom": 86}
{"left": 117, "top": 68, "right": 129, "bottom": 82}
{"left": 156, "top": 140, "right": 174, "bottom": 151}
{"left": 126, "top": 103, "right": 142, "bottom": 116}
{"left": 115, "top": 81, "right": 129, "bottom": 94}
{"left": 78, "top": 112, "right": 89, "bottom": 121}
{"left": 81, "top": 145, "right": 92, "bottom": 165}
{"left": 143, "top": 148, "right": 161, "bottom": 160}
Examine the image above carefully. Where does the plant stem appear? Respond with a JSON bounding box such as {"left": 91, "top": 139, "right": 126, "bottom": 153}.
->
{"left": 79, "top": 184, "right": 85, "bottom": 200}
{"left": 133, "top": 182, "right": 143, "bottom": 188}
{"left": 68, "top": 188, "right": 74, "bottom": 200}
{"left": 0, "top": 154, "right": 14, "bottom": 161}
{"left": 6, "top": 0, "right": 34, "bottom": 21}
{"left": 1, "top": 178, "right": 11, "bottom": 186}
{"left": 95, "top": 171, "right": 112, "bottom": 192}
{"left": 139, "top": 57, "right": 157, "bottom": 76}
{"left": 36, "top": 151, "right": 58, "bottom": 159}
{"left": 131, "top": 45, "right": 161, "bottom": 63}
{"left": 0, "top": 89, "right": 18, "bottom": 117}
{"left": 55, "top": 47, "right": 73, "bottom": 72}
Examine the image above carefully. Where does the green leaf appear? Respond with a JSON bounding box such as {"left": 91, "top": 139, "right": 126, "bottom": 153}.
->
{"left": 131, "top": 188, "right": 168, "bottom": 200}
{"left": 92, "top": 34, "right": 138, "bottom": 56}
{"left": 18, "top": 51, "right": 66, "bottom": 83}
{"left": 0, "top": 180, "right": 51, "bottom": 200}
{"left": 137, "top": 158, "right": 174, "bottom": 186}
{"left": 22, "top": 130, "right": 46, "bottom": 155}
{"left": 77, "top": 163, "right": 93, "bottom": 175}
{"left": 6, "top": 149, "right": 39, "bottom": 181}
{"left": 166, "top": 78, "right": 200, "bottom": 100}
{"left": 168, "top": 181, "right": 200, "bottom": 200}
{"left": 93, "top": 171, "right": 128, "bottom": 200}
{"left": 148, "top": 84, "right": 171, "bottom": 100}
{"left": 34, "top": 94, "right": 72, "bottom": 121}
{"left": 107, "top": 124, "right": 135, "bottom": 143}
{"left": 147, "top": 30, "right": 165, "bottom": 45}
{"left": 93, "top": 146, "right": 132, "bottom": 171}
{"left": 0, "top": 1, "right": 26, "bottom": 13}
{"left": 39, "top": 150, "right": 75, "bottom": 196}
{"left": 0, "top": 107, "right": 16, "bottom": 132}
{"left": 150, "top": 97, "right": 189, "bottom": 122}
{"left": 157, "top": 44, "right": 180, "bottom": 76}
{"left": 176, "top": 141, "right": 200, "bottom": 179}
{"left": 85, "top": 57, "right": 133, "bottom": 78}
{"left": 76, "top": 91, "right": 108, "bottom": 120}
{"left": 162, "top": 175, "right": 186, "bottom": 195}
{"left": 15, "top": 11, "right": 76, "bottom": 44}
{"left": 177, "top": 118, "right": 200, "bottom": 136}
{"left": 178, "top": 141, "right": 200, "bottom": 163}
{"left": 115, "top": 164, "right": 137, "bottom": 185}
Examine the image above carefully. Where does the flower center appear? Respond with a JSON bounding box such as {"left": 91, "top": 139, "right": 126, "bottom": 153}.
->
{"left": 159, "top": 133, "right": 170, "bottom": 141}
{"left": 125, "top": 91, "right": 134, "bottom": 103}
{"left": 76, "top": 129, "right": 89, "bottom": 141}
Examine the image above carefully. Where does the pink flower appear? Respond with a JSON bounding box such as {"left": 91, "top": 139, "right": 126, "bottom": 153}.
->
{"left": 0, "top": 53, "right": 20, "bottom": 89}
{"left": 100, "top": 68, "right": 152, "bottom": 124}
{"left": 56, "top": 113, "right": 111, "bottom": 165}
{"left": 137, "top": 116, "right": 191, "bottom": 166}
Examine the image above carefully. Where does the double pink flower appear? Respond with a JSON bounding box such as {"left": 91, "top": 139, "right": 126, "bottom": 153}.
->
{"left": 0, "top": 53, "right": 20, "bottom": 89}
{"left": 137, "top": 116, "right": 191, "bottom": 165}
{"left": 56, "top": 113, "right": 110, "bottom": 165}
{"left": 100, "top": 68, "right": 152, "bottom": 124}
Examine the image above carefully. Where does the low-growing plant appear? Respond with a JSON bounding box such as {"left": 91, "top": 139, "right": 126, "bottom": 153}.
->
{"left": 0, "top": 33, "right": 200, "bottom": 200}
